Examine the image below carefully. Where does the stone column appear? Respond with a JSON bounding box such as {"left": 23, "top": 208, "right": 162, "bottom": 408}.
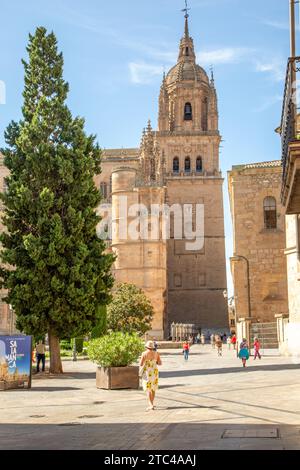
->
{"left": 237, "top": 317, "right": 256, "bottom": 352}
{"left": 275, "top": 314, "right": 289, "bottom": 354}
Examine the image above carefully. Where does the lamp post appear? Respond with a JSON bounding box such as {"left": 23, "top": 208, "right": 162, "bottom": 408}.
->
{"left": 9, "top": 304, "right": 13, "bottom": 335}
{"left": 230, "top": 254, "right": 251, "bottom": 319}
{"left": 223, "top": 290, "right": 238, "bottom": 357}
{"left": 72, "top": 338, "right": 77, "bottom": 362}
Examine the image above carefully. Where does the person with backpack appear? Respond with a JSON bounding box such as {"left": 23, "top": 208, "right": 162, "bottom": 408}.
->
{"left": 239, "top": 338, "right": 250, "bottom": 367}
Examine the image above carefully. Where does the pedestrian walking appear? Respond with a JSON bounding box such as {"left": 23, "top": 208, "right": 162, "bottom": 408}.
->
{"left": 238, "top": 338, "right": 249, "bottom": 367}
{"left": 231, "top": 334, "right": 237, "bottom": 350}
{"left": 36, "top": 340, "right": 46, "bottom": 373}
{"left": 210, "top": 334, "right": 215, "bottom": 349}
{"left": 253, "top": 337, "right": 262, "bottom": 360}
{"left": 182, "top": 338, "right": 190, "bottom": 361}
{"left": 196, "top": 333, "right": 201, "bottom": 344}
{"left": 227, "top": 336, "right": 231, "bottom": 350}
{"left": 201, "top": 334, "right": 205, "bottom": 345}
{"left": 215, "top": 336, "right": 223, "bottom": 356}
{"left": 223, "top": 333, "right": 227, "bottom": 343}
{"left": 139, "top": 340, "right": 162, "bottom": 411}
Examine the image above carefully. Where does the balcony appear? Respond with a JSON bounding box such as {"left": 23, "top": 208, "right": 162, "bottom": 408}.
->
{"left": 280, "top": 56, "right": 300, "bottom": 214}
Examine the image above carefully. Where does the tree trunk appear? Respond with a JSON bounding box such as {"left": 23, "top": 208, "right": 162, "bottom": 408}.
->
{"left": 48, "top": 330, "right": 63, "bottom": 374}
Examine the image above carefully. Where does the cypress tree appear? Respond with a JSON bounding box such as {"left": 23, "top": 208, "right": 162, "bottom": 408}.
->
{"left": 0, "top": 27, "right": 114, "bottom": 373}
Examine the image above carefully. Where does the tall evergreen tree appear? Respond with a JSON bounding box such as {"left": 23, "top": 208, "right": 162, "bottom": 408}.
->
{"left": 0, "top": 27, "right": 114, "bottom": 373}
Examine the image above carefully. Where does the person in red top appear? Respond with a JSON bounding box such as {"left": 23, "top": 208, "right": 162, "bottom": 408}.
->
{"left": 182, "top": 339, "right": 190, "bottom": 361}
{"left": 231, "top": 334, "right": 237, "bottom": 350}
{"left": 253, "top": 337, "right": 261, "bottom": 360}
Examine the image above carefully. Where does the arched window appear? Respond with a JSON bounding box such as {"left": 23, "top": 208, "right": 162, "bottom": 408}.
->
{"left": 173, "top": 157, "right": 179, "bottom": 174}
{"left": 185, "top": 47, "right": 189, "bottom": 56}
{"left": 100, "top": 182, "right": 107, "bottom": 199}
{"left": 185, "top": 157, "right": 191, "bottom": 173}
{"left": 184, "top": 102, "right": 192, "bottom": 121}
{"left": 264, "top": 197, "right": 277, "bottom": 229}
{"left": 196, "top": 157, "right": 203, "bottom": 173}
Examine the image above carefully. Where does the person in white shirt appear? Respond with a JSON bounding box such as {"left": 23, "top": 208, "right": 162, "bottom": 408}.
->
{"left": 36, "top": 341, "right": 46, "bottom": 373}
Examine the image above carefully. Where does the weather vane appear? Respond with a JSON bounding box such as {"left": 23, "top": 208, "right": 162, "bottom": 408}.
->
{"left": 181, "top": 0, "right": 191, "bottom": 18}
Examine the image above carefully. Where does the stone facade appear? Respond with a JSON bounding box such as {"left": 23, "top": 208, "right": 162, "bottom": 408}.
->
{"left": 98, "top": 15, "right": 228, "bottom": 337}
{"left": 279, "top": 214, "right": 300, "bottom": 355}
{"left": 228, "top": 161, "right": 289, "bottom": 323}
{"left": 0, "top": 152, "right": 18, "bottom": 335}
{"left": 285, "top": 214, "right": 300, "bottom": 323}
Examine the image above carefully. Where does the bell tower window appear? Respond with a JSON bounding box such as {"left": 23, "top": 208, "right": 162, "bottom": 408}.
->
{"left": 184, "top": 102, "right": 192, "bottom": 121}
{"left": 185, "top": 47, "right": 189, "bottom": 56}
{"left": 196, "top": 157, "right": 203, "bottom": 173}
{"left": 173, "top": 157, "right": 179, "bottom": 174}
{"left": 185, "top": 157, "right": 191, "bottom": 173}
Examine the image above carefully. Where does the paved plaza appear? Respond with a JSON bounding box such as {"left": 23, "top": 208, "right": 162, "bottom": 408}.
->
{"left": 1, "top": 344, "right": 300, "bottom": 450}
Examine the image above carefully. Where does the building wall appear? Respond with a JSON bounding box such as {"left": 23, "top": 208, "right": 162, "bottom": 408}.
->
{"left": 0, "top": 153, "right": 17, "bottom": 335}
{"left": 164, "top": 174, "right": 227, "bottom": 328}
{"left": 228, "top": 162, "right": 289, "bottom": 323}
{"left": 111, "top": 168, "right": 167, "bottom": 339}
{"left": 285, "top": 214, "right": 300, "bottom": 322}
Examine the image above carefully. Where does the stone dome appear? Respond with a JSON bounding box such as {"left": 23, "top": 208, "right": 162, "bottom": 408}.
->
{"left": 166, "top": 61, "right": 209, "bottom": 86}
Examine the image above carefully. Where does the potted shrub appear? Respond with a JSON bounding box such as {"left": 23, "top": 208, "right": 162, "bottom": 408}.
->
{"left": 87, "top": 332, "right": 144, "bottom": 390}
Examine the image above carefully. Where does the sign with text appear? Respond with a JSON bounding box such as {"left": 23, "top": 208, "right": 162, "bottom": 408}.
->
{"left": 0, "top": 335, "right": 32, "bottom": 390}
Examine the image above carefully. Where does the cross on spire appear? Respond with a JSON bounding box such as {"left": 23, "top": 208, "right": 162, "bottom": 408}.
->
{"left": 181, "top": 0, "right": 191, "bottom": 38}
{"left": 181, "top": 0, "right": 191, "bottom": 18}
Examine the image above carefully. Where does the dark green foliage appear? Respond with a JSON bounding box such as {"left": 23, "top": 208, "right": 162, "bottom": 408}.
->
{"left": 91, "top": 305, "right": 107, "bottom": 338}
{"left": 60, "top": 339, "right": 72, "bottom": 350}
{"left": 71, "top": 337, "right": 84, "bottom": 353}
{"left": 107, "top": 283, "right": 154, "bottom": 335}
{"left": 0, "top": 27, "right": 114, "bottom": 341}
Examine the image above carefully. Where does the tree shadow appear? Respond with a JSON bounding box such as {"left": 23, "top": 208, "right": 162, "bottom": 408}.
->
{"left": 160, "top": 363, "right": 300, "bottom": 378}
{"left": 0, "top": 422, "right": 294, "bottom": 450}
{"left": 10, "top": 385, "right": 83, "bottom": 392}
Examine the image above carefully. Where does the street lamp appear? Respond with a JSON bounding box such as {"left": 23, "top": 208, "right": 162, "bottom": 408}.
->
{"left": 72, "top": 338, "right": 77, "bottom": 362}
{"left": 223, "top": 290, "right": 238, "bottom": 357}
{"left": 9, "top": 305, "right": 13, "bottom": 335}
{"left": 230, "top": 254, "right": 251, "bottom": 319}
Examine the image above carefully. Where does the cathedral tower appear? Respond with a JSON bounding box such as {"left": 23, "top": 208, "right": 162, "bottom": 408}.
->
{"left": 155, "top": 11, "right": 227, "bottom": 331}
{"left": 96, "top": 9, "right": 228, "bottom": 337}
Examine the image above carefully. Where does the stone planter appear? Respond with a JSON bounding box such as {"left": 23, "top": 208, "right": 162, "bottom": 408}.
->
{"left": 96, "top": 366, "right": 139, "bottom": 390}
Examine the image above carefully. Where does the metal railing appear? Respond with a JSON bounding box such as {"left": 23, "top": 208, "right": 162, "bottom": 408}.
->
{"left": 281, "top": 56, "right": 300, "bottom": 194}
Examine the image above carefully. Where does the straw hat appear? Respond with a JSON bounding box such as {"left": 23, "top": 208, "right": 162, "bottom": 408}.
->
{"left": 145, "top": 340, "right": 155, "bottom": 350}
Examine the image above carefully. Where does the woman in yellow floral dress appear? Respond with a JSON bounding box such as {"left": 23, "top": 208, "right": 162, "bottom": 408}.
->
{"left": 139, "top": 340, "right": 162, "bottom": 411}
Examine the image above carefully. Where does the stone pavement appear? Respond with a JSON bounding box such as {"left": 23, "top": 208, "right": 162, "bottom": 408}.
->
{"left": 1, "top": 344, "right": 300, "bottom": 450}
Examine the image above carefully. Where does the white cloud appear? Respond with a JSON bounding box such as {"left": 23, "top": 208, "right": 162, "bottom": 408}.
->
{"left": 255, "top": 60, "right": 286, "bottom": 82}
{"left": 129, "top": 62, "right": 164, "bottom": 85}
{"left": 262, "top": 20, "right": 289, "bottom": 30}
{"left": 0, "top": 80, "right": 6, "bottom": 105}
{"left": 262, "top": 19, "right": 300, "bottom": 31}
{"left": 252, "top": 94, "right": 282, "bottom": 113}
{"left": 197, "top": 47, "right": 252, "bottom": 65}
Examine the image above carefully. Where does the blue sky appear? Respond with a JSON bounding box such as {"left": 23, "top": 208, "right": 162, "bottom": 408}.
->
{"left": 0, "top": 0, "right": 296, "bottom": 295}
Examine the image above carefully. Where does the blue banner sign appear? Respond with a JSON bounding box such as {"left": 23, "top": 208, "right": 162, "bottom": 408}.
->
{"left": 0, "top": 335, "right": 32, "bottom": 390}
